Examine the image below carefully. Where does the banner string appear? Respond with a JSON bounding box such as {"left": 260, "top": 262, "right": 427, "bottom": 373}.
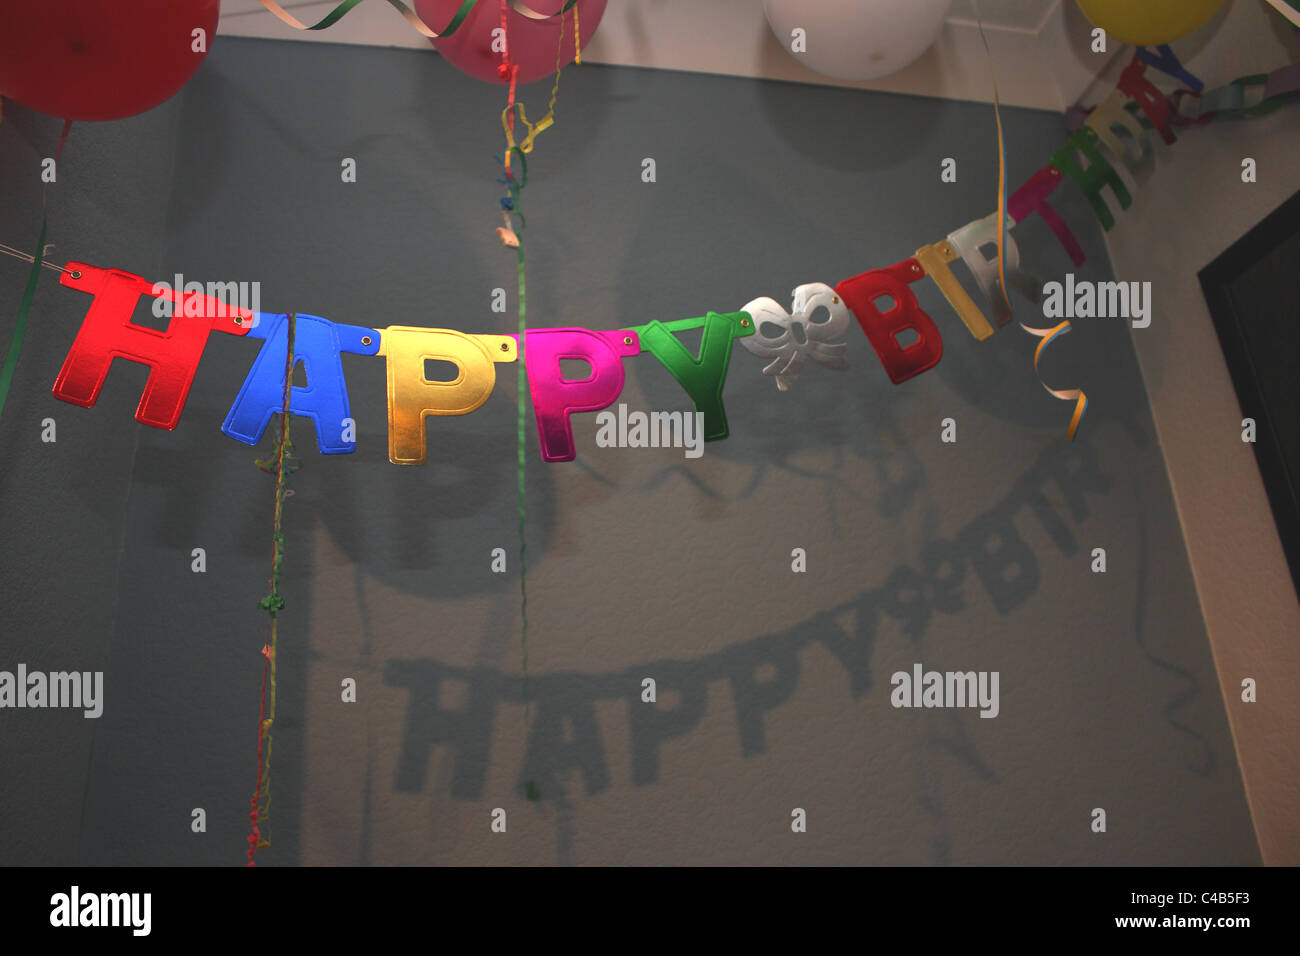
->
{"left": 0, "top": 243, "right": 72, "bottom": 274}
{"left": 0, "top": 119, "right": 71, "bottom": 424}
{"left": 247, "top": 311, "right": 298, "bottom": 865}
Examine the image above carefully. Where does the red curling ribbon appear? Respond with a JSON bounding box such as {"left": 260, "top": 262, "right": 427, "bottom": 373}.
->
{"left": 835, "top": 259, "right": 943, "bottom": 384}
{"left": 1008, "top": 166, "right": 1087, "bottom": 267}
{"left": 497, "top": 0, "right": 511, "bottom": 78}
{"left": 1117, "top": 54, "right": 1177, "bottom": 145}
{"left": 52, "top": 263, "right": 252, "bottom": 430}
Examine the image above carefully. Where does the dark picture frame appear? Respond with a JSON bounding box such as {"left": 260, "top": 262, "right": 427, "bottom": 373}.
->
{"left": 1199, "top": 188, "right": 1300, "bottom": 601}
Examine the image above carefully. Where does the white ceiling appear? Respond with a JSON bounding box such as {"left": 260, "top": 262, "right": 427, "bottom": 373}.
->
{"left": 948, "top": 0, "right": 1060, "bottom": 30}
{"left": 222, "top": 0, "right": 324, "bottom": 13}
{"left": 214, "top": 0, "right": 1118, "bottom": 111}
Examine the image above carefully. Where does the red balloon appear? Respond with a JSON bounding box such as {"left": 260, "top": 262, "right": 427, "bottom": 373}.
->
{"left": 0, "top": 0, "right": 220, "bottom": 122}
{"left": 416, "top": 0, "right": 606, "bottom": 85}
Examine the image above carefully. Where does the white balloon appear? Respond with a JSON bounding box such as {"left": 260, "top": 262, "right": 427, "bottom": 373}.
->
{"left": 764, "top": 0, "right": 953, "bottom": 82}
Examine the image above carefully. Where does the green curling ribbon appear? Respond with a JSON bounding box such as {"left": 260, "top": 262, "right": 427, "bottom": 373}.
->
{"left": 626, "top": 311, "right": 755, "bottom": 442}
{"left": 504, "top": 142, "right": 537, "bottom": 800}
{"left": 305, "top": 0, "right": 394, "bottom": 31}
{"left": 259, "top": 0, "right": 579, "bottom": 36}
{"left": 0, "top": 217, "right": 44, "bottom": 422}
{"left": 498, "top": 143, "right": 532, "bottom": 739}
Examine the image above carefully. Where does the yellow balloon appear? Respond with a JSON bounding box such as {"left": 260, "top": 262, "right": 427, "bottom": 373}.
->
{"left": 1075, "top": 0, "right": 1226, "bottom": 47}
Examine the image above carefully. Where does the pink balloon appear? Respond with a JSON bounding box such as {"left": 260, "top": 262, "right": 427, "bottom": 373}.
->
{"left": 509, "top": 328, "right": 639, "bottom": 461}
{"left": 415, "top": 0, "right": 607, "bottom": 85}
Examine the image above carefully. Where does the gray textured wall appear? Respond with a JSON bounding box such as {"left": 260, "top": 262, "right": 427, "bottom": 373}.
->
{"left": 0, "top": 36, "right": 1258, "bottom": 865}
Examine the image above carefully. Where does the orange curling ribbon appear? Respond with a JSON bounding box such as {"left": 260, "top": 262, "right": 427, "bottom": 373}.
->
{"left": 573, "top": 2, "right": 582, "bottom": 64}
{"left": 257, "top": 0, "right": 578, "bottom": 37}
{"left": 971, "top": 1, "right": 1012, "bottom": 314}
{"left": 977, "top": 0, "right": 1081, "bottom": 442}
{"left": 993, "top": 101, "right": 1010, "bottom": 314}
{"left": 1020, "top": 321, "right": 1088, "bottom": 441}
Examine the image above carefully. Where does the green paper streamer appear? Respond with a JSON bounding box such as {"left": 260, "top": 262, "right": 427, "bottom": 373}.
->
{"left": 0, "top": 217, "right": 45, "bottom": 423}
{"left": 501, "top": 145, "right": 534, "bottom": 796}
{"left": 516, "top": 240, "right": 528, "bottom": 723}
{"left": 627, "top": 311, "right": 754, "bottom": 442}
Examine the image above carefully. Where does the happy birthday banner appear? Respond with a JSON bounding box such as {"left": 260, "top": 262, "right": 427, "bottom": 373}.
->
{"left": 31, "top": 49, "right": 1300, "bottom": 456}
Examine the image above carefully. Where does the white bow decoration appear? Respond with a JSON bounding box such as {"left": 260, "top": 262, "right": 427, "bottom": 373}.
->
{"left": 740, "top": 282, "right": 851, "bottom": 391}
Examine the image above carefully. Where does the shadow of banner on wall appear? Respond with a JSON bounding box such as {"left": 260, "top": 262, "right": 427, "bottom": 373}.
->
{"left": 382, "top": 439, "right": 1218, "bottom": 810}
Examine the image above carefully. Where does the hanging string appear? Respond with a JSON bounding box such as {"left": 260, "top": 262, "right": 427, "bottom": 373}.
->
{"left": 497, "top": 14, "right": 536, "bottom": 800}
{"left": 498, "top": 0, "right": 512, "bottom": 78}
{"left": 496, "top": 18, "right": 525, "bottom": 689}
{"left": 494, "top": 7, "right": 579, "bottom": 801}
{"left": 247, "top": 311, "right": 297, "bottom": 865}
{"left": 513, "top": 179, "right": 530, "bottom": 725}
{"left": 1, "top": 119, "right": 72, "bottom": 424}
{"left": 971, "top": 0, "right": 1011, "bottom": 313}
{"left": 497, "top": 2, "right": 578, "bottom": 802}
{"left": 573, "top": 2, "right": 581, "bottom": 64}
{"left": 507, "top": 164, "right": 540, "bottom": 801}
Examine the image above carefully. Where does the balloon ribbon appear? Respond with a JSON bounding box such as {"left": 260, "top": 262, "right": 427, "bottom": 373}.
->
{"left": 247, "top": 312, "right": 297, "bottom": 865}
{"left": 504, "top": 145, "right": 536, "bottom": 797}
{"left": 0, "top": 120, "right": 71, "bottom": 424}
